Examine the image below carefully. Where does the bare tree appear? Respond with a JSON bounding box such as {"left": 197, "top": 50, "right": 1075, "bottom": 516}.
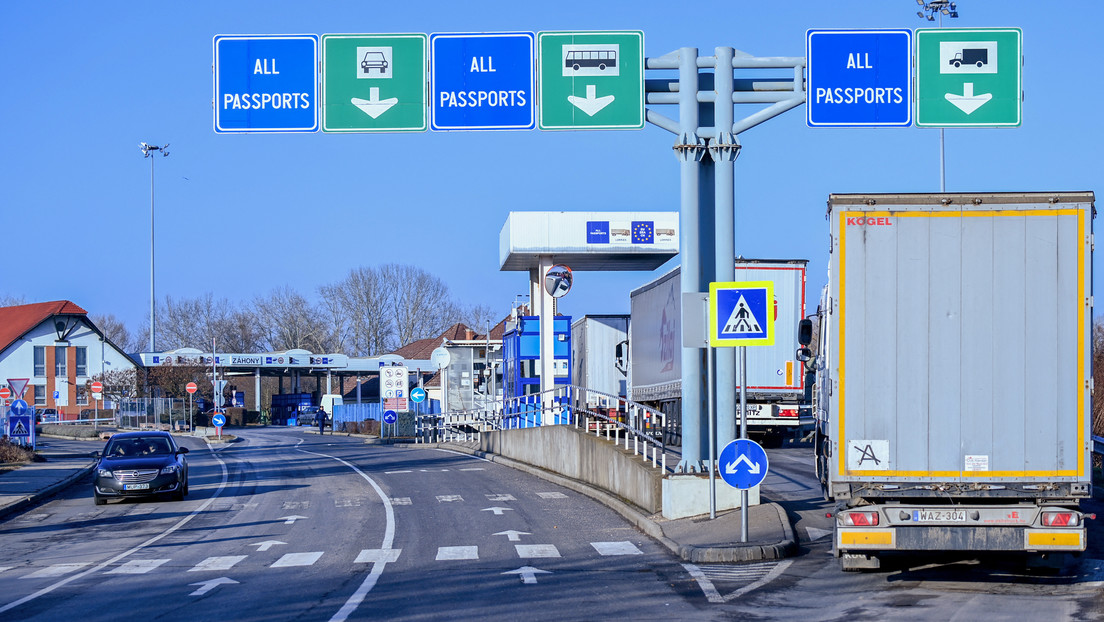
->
{"left": 461, "top": 303, "right": 499, "bottom": 336}
{"left": 322, "top": 267, "right": 392, "bottom": 356}
{"left": 222, "top": 308, "right": 266, "bottom": 352}
{"left": 254, "top": 286, "right": 326, "bottom": 351}
{"left": 0, "top": 294, "right": 26, "bottom": 307}
{"left": 1094, "top": 318, "right": 1104, "bottom": 439}
{"left": 383, "top": 264, "right": 459, "bottom": 347}
{"left": 90, "top": 313, "right": 140, "bottom": 353}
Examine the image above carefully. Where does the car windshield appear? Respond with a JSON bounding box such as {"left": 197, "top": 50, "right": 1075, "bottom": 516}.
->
{"left": 105, "top": 437, "right": 173, "bottom": 457}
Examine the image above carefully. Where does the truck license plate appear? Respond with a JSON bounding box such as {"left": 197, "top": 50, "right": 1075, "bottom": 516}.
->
{"left": 913, "top": 509, "right": 966, "bottom": 522}
{"left": 124, "top": 483, "right": 150, "bottom": 491}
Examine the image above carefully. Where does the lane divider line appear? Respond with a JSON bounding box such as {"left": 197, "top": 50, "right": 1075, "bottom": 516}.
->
{"left": 294, "top": 441, "right": 398, "bottom": 622}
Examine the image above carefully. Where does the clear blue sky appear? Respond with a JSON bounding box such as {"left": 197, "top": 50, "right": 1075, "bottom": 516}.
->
{"left": 3, "top": 2, "right": 1101, "bottom": 344}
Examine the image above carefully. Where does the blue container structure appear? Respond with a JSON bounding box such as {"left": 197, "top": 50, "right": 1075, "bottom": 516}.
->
{"left": 270, "top": 393, "right": 314, "bottom": 426}
{"left": 502, "top": 315, "right": 572, "bottom": 426}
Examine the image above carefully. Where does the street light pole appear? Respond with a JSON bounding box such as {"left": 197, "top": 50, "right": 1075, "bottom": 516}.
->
{"left": 140, "top": 142, "right": 169, "bottom": 353}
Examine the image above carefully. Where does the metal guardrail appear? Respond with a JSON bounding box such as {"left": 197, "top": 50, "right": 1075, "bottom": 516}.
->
{"left": 1094, "top": 435, "right": 1104, "bottom": 457}
{"left": 417, "top": 385, "right": 673, "bottom": 472}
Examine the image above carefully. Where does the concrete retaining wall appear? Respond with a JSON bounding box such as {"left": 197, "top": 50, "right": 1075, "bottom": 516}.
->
{"left": 481, "top": 425, "right": 663, "bottom": 514}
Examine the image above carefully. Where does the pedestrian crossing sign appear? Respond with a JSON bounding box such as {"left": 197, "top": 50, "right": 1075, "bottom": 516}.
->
{"left": 709, "top": 281, "right": 774, "bottom": 347}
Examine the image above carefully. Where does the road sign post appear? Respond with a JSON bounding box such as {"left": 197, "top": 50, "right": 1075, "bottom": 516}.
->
{"left": 214, "top": 35, "right": 319, "bottom": 133}
{"left": 915, "top": 28, "right": 1022, "bottom": 127}
{"left": 430, "top": 32, "right": 535, "bottom": 131}
{"left": 537, "top": 30, "right": 644, "bottom": 130}
{"left": 806, "top": 29, "right": 912, "bottom": 127}
{"left": 322, "top": 34, "right": 428, "bottom": 132}
{"left": 187, "top": 382, "right": 197, "bottom": 432}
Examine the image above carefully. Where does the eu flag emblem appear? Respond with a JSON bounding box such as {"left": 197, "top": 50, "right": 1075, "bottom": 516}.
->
{"left": 631, "top": 221, "right": 654, "bottom": 244}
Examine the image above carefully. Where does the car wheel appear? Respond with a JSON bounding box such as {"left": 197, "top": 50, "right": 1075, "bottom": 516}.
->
{"left": 94, "top": 491, "right": 106, "bottom": 506}
{"left": 182, "top": 479, "right": 189, "bottom": 496}
{"left": 173, "top": 486, "right": 185, "bottom": 502}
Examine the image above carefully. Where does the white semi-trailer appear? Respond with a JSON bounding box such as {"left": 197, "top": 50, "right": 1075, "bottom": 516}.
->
{"left": 800, "top": 192, "right": 1095, "bottom": 570}
{"left": 630, "top": 258, "right": 811, "bottom": 446}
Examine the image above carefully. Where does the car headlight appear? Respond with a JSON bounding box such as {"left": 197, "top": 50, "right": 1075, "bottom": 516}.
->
{"left": 97, "top": 468, "right": 113, "bottom": 478}
{"left": 160, "top": 465, "right": 180, "bottom": 475}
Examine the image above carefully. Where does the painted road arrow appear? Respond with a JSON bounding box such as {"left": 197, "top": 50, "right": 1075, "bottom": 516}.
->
{"left": 482, "top": 507, "right": 514, "bottom": 516}
{"left": 725, "top": 453, "right": 761, "bottom": 475}
{"left": 494, "top": 530, "right": 531, "bottom": 542}
{"left": 567, "top": 84, "right": 615, "bottom": 117}
{"left": 279, "top": 515, "right": 308, "bottom": 525}
{"left": 503, "top": 566, "right": 551, "bottom": 585}
{"left": 189, "top": 577, "right": 239, "bottom": 596}
{"left": 945, "top": 82, "right": 992, "bottom": 115}
{"left": 351, "top": 87, "right": 398, "bottom": 119}
{"left": 250, "top": 540, "right": 287, "bottom": 552}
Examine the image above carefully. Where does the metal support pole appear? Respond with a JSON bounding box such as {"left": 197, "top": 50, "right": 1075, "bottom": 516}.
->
{"left": 149, "top": 154, "right": 155, "bottom": 353}
{"left": 740, "top": 345, "right": 748, "bottom": 542}
{"left": 707, "top": 346, "right": 716, "bottom": 520}
{"left": 711, "top": 47, "right": 740, "bottom": 459}
{"left": 675, "top": 47, "right": 705, "bottom": 472}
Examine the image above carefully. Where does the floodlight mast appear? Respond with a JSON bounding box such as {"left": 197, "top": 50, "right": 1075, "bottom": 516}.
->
{"left": 139, "top": 142, "right": 169, "bottom": 353}
{"left": 915, "top": 1, "right": 960, "bottom": 191}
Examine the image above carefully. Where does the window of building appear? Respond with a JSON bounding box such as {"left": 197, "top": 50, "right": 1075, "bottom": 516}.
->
{"left": 77, "top": 387, "right": 88, "bottom": 406}
{"left": 34, "top": 346, "right": 46, "bottom": 377}
{"left": 76, "top": 346, "right": 88, "bottom": 377}
{"left": 33, "top": 385, "right": 46, "bottom": 406}
{"left": 55, "top": 346, "right": 67, "bottom": 377}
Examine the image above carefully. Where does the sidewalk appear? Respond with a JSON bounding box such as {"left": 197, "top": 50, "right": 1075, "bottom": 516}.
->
{"left": 0, "top": 437, "right": 98, "bottom": 521}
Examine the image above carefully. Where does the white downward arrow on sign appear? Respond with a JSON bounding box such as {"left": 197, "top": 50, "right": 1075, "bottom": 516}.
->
{"left": 944, "top": 82, "right": 992, "bottom": 115}
{"left": 725, "top": 454, "right": 761, "bottom": 475}
{"left": 189, "top": 577, "right": 239, "bottom": 596}
{"left": 567, "top": 84, "right": 615, "bottom": 117}
{"left": 352, "top": 87, "right": 399, "bottom": 119}
{"left": 503, "top": 566, "right": 550, "bottom": 584}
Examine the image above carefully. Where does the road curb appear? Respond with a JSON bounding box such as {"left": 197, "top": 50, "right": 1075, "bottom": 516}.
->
{"left": 426, "top": 441, "right": 796, "bottom": 563}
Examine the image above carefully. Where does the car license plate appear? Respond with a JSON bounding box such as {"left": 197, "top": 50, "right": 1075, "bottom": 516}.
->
{"left": 124, "top": 483, "right": 150, "bottom": 491}
{"left": 913, "top": 509, "right": 966, "bottom": 522}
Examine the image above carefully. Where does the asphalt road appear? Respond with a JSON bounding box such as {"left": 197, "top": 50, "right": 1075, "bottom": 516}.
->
{"left": 4, "top": 432, "right": 1104, "bottom": 620}
{"left": 0, "top": 428, "right": 714, "bottom": 621}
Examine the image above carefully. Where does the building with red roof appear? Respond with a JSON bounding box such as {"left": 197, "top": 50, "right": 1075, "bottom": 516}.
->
{"left": 0, "top": 301, "right": 137, "bottom": 419}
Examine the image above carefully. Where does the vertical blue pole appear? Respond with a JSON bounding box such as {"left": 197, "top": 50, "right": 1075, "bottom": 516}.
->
{"left": 713, "top": 47, "right": 738, "bottom": 457}
{"left": 676, "top": 48, "right": 704, "bottom": 472}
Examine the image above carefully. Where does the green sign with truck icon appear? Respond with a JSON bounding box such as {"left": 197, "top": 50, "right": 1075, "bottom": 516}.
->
{"left": 915, "top": 28, "right": 1022, "bottom": 128}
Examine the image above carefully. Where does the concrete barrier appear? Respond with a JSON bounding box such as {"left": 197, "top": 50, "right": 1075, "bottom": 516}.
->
{"left": 481, "top": 425, "right": 663, "bottom": 514}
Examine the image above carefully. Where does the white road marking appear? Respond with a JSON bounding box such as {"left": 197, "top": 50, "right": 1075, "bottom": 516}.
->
{"left": 683, "top": 563, "right": 724, "bottom": 603}
{"left": 189, "top": 556, "right": 247, "bottom": 572}
{"left": 390, "top": 497, "right": 412, "bottom": 505}
{"left": 591, "top": 541, "right": 643, "bottom": 556}
{"left": 106, "top": 559, "right": 170, "bottom": 574}
{"left": 271, "top": 552, "right": 324, "bottom": 568}
{"left": 486, "top": 494, "right": 516, "bottom": 502}
{"left": 503, "top": 566, "right": 550, "bottom": 584}
{"left": 282, "top": 501, "right": 309, "bottom": 510}
{"left": 22, "top": 563, "right": 89, "bottom": 579}
{"left": 436, "top": 546, "right": 479, "bottom": 561}
{"left": 720, "top": 560, "right": 792, "bottom": 601}
{"left": 335, "top": 498, "right": 363, "bottom": 507}
{"left": 482, "top": 506, "right": 513, "bottom": 515}
{"left": 354, "top": 549, "right": 402, "bottom": 564}
{"left": 460, "top": 468, "right": 485, "bottom": 471}
{"left": 805, "top": 526, "right": 833, "bottom": 541}
{"left": 295, "top": 442, "right": 397, "bottom": 622}
{"left": 385, "top": 470, "right": 412, "bottom": 474}
{"left": 536, "top": 492, "right": 567, "bottom": 499}
{"left": 494, "top": 530, "right": 531, "bottom": 542}
{"left": 437, "top": 495, "right": 463, "bottom": 502}
{"left": 515, "top": 544, "right": 560, "bottom": 559}
{"left": 0, "top": 567, "right": 11, "bottom": 575}
{"left": 432, "top": 448, "right": 492, "bottom": 463}
{"left": 189, "top": 577, "right": 238, "bottom": 596}
{"left": 250, "top": 540, "right": 286, "bottom": 552}
{"left": 0, "top": 440, "right": 231, "bottom": 615}
{"left": 280, "top": 515, "right": 308, "bottom": 524}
